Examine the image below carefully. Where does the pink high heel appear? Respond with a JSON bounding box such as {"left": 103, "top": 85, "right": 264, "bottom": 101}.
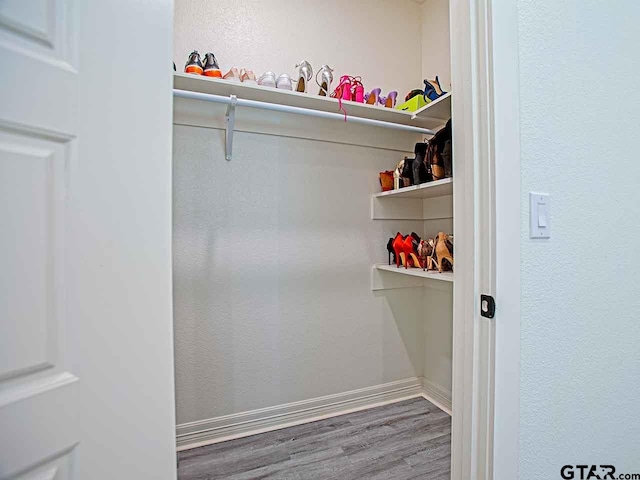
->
{"left": 331, "top": 75, "right": 353, "bottom": 119}
{"left": 331, "top": 75, "right": 353, "bottom": 101}
{"left": 351, "top": 77, "right": 364, "bottom": 103}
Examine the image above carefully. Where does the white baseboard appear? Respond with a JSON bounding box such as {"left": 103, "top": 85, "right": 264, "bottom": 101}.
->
{"left": 176, "top": 377, "right": 422, "bottom": 451}
{"left": 420, "top": 377, "right": 452, "bottom": 416}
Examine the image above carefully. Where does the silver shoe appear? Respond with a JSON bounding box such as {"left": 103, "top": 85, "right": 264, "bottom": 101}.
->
{"left": 294, "top": 61, "right": 313, "bottom": 93}
{"left": 315, "top": 65, "right": 334, "bottom": 96}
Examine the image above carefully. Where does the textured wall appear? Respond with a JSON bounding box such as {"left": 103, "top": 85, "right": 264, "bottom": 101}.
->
{"left": 173, "top": 0, "right": 454, "bottom": 427}
{"left": 518, "top": 0, "right": 640, "bottom": 475}
{"left": 174, "top": 0, "right": 424, "bottom": 102}
{"left": 173, "top": 124, "right": 429, "bottom": 424}
{"left": 421, "top": 0, "right": 451, "bottom": 90}
{"left": 423, "top": 284, "right": 453, "bottom": 392}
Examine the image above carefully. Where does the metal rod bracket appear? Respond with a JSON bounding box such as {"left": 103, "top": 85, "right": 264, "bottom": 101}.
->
{"left": 225, "top": 95, "right": 237, "bottom": 160}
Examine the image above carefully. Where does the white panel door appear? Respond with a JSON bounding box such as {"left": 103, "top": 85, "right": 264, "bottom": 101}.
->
{"left": 0, "top": 1, "right": 80, "bottom": 477}
{"left": 0, "top": 1, "right": 176, "bottom": 479}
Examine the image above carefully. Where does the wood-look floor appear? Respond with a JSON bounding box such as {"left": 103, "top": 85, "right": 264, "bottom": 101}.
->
{"left": 177, "top": 397, "right": 451, "bottom": 480}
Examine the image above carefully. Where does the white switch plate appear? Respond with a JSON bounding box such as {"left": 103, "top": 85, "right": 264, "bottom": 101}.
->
{"left": 530, "top": 193, "right": 550, "bottom": 238}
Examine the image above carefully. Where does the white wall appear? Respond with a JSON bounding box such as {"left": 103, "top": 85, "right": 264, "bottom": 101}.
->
{"left": 172, "top": 0, "right": 456, "bottom": 429}
{"left": 422, "top": 284, "right": 453, "bottom": 394}
{"left": 172, "top": 112, "right": 426, "bottom": 424}
{"left": 421, "top": 0, "right": 451, "bottom": 91}
{"left": 518, "top": 1, "right": 640, "bottom": 475}
{"left": 174, "top": 0, "right": 424, "bottom": 101}
{"left": 422, "top": 218, "right": 453, "bottom": 396}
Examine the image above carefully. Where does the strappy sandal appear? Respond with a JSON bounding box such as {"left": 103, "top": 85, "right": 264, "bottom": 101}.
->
{"left": 431, "top": 232, "right": 454, "bottom": 273}
{"left": 316, "top": 65, "right": 334, "bottom": 96}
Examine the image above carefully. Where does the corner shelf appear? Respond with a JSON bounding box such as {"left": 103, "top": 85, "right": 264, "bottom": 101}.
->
{"left": 373, "top": 178, "right": 453, "bottom": 199}
{"left": 411, "top": 93, "right": 452, "bottom": 126}
{"left": 371, "top": 179, "right": 453, "bottom": 220}
{"left": 174, "top": 73, "right": 451, "bottom": 131}
{"left": 371, "top": 264, "right": 453, "bottom": 291}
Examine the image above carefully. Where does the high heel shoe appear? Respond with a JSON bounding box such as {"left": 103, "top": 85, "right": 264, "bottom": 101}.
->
{"left": 379, "top": 91, "right": 398, "bottom": 108}
{"left": 432, "top": 232, "right": 454, "bottom": 272}
{"left": 316, "top": 65, "right": 334, "bottom": 96}
{"left": 330, "top": 75, "right": 354, "bottom": 119}
{"left": 430, "top": 76, "right": 446, "bottom": 95}
{"left": 392, "top": 232, "right": 406, "bottom": 268}
{"left": 402, "top": 235, "right": 420, "bottom": 269}
{"left": 203, "top": 53, "right": 221, "bottom": 77}
{"left": 184, "top": 50, "right": 204, "bottom": 75}
{"left": 407, "top": 233, "right": 422, "bottom": 268}
{"left": 365, "top": 88, "right": 381, "bottom": 105}
{"left": 386, "top": 237, "right": 396, "bottom": 265}
{"left": 418, "top": 239, "right": 434, "bottom": 270}
{"left": 412, "top": 142, "right": 429, "bottom": 185}
{"left": 423, "top": 77, "right": 447, "bottom": 101}
{"left": 294, "top": 61, "right": 313, "bottom": 93}
{"left": 331, "top": 75, "right": 352, "bottom": 101}
{"left": 351, "top": 77, "right": 364, "bottom": 103}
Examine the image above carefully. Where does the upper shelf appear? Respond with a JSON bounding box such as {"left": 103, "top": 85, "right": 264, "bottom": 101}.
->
{"left": 373, "top": 178, "right": 453, "bottom": 199}
{"left": 411, "top": 93, "right": 451, "bottom": 126}
{"left": 174, "top": 73, "right": 451, "bottom": 130}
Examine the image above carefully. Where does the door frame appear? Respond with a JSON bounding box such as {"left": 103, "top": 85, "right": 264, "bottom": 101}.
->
{"left": 450, "top": 0, "right": 521, "bottom": 478}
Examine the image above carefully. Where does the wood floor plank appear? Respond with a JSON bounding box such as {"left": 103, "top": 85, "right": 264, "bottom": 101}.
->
{"left": 178, "top": 397, "right": 451, "bottom": 480}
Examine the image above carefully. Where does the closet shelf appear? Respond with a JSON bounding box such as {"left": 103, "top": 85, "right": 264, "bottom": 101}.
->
{"left": 373, "top": 178, "right": 453, "bottom": 199}
{"left": 410, "top": 93, "right": 452, "bottom": 125}
{"left": 174, "top": 73, "right": 450, "bottom": 131}
{"left": 371, "top": 264, "right": 453, "bottom": 291}
{"left": 374, "top": 264, "right": 454, "bottom": 282}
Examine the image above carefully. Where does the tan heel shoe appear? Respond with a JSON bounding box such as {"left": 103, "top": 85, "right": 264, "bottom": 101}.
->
{"left": 432, "top": 232, "right": 454, "bottom": 272}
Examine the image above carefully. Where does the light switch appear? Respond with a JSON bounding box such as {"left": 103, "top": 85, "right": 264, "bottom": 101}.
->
{"left": 530, "top": 193, "right": 550, "bottom": 238}
{"left": 538, "top": 213, "right": 547, "bottom": 227}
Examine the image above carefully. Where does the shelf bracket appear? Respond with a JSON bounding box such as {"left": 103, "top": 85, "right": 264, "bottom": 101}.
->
{"left": 224, "top": 95, "right": 237, "bottom": 161}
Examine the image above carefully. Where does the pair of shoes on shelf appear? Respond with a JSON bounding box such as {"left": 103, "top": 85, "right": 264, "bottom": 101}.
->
{"left": 386, "top": 232, "right": 453, "bottom": 272}
{"left": 255, "top": 63, "right": 333, "bottom": 94}
{"left": 257, "top": 71, "right": 294, "bottom": 90}
{"left": 183, "top": 50, "right": 257, "bottom": 83}
{"left": 394, "top": 127, "right": 452, "bottom": 189}
{"left": 185, "top": 50, "right": 222, "bottom": 77}
{"left": 423, "top": 76, "right": 447, "bottom": 101}
{"left": 294, "top": 62, "right": 335, "bottom": 95}
{"left": 365, "top": 89, "right": 398, "bottom": 108}
{"left": 223, "top": 67, "right": 257, "bottom": 83}
{"left": 427, "top": 232, "right": 454, "bottom": 272}
{"left": 331, "top": 75, "right": 365, "bottom": 103}
{"left": 388, "top": 232, "right": 422, "bottom": 269}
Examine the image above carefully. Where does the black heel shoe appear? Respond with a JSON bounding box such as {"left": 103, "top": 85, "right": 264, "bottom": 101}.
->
{"left": 412, "top": 143, "right": 431, "bottom": 185}
{"left": 401, "top": 156, "right": 414, "bottom": 187}
{"left": 387, "top": 236, "right": 398, "bottom": 265}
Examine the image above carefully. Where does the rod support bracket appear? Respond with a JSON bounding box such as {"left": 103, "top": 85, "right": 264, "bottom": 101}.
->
{"left": 225, "top": 95, "right": 237, "bottom": 161}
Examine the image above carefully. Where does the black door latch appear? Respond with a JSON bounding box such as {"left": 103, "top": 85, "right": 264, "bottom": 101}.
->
{"left": 480, "top": 295, "right": 495, "bottom": 318}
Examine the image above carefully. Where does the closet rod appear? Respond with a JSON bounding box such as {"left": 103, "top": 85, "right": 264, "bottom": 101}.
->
{"left": 173, "top": 89, "right": 435, "bottom": 155}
